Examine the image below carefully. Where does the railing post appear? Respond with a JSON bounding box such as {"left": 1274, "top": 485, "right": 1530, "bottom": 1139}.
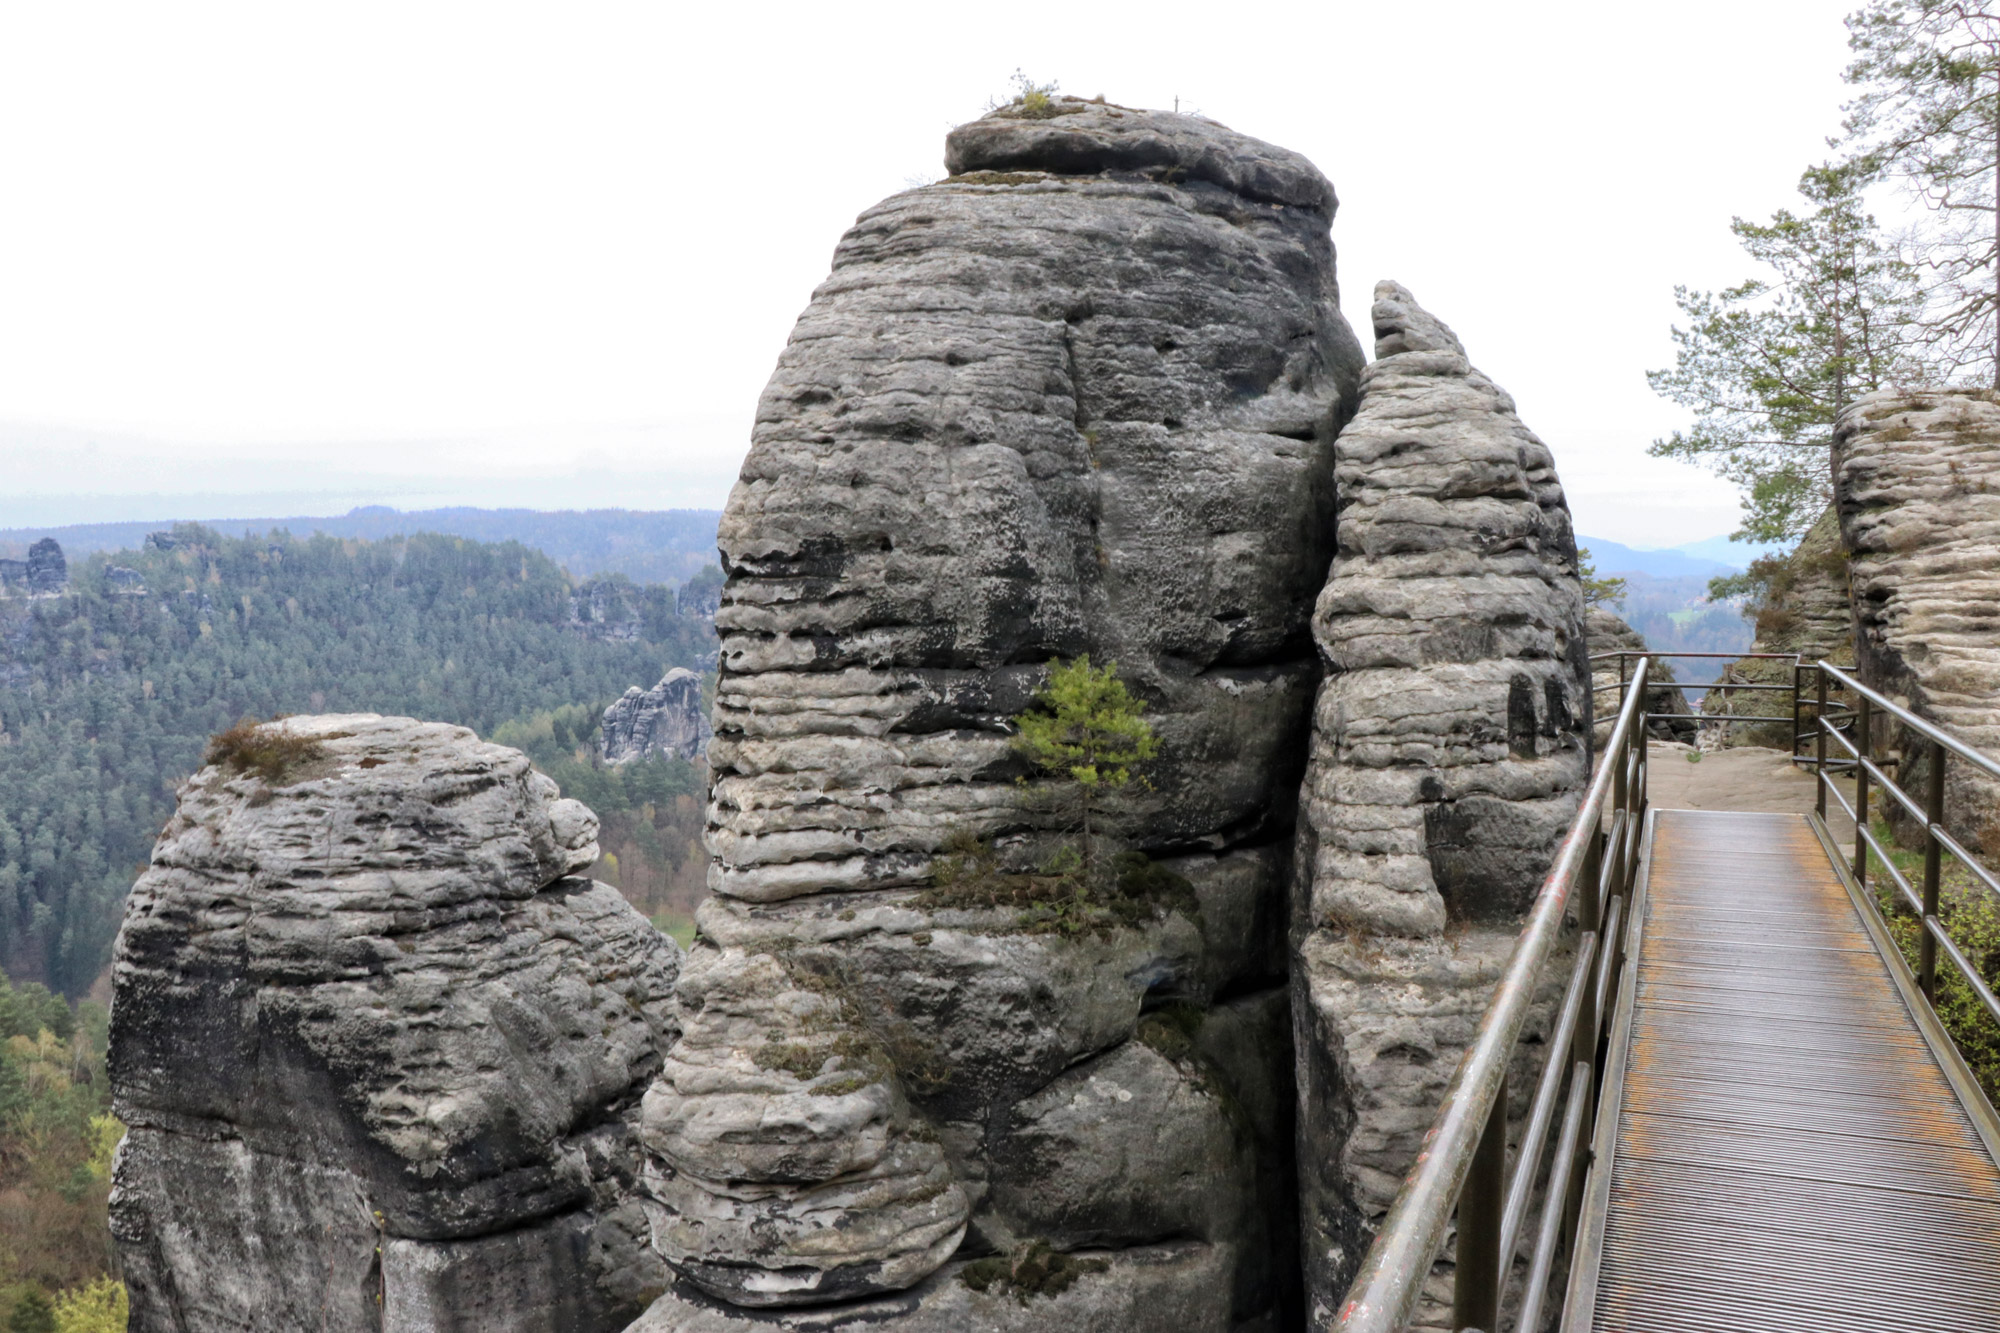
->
{"left": 1792, "top": 663, "right": 1804, "bottom": 763}
{"left": 1815, "top": 667, "right": 1828, "bottom": 820}
{"left": 1453, "top": 1085, "right": 1507, "bottom": 1333}
{"left": 1921, "top": 738, "right": 1946, "bottom": 1002}
{"left": 1853, "top": 693, "right": 1872, "bottom": 892}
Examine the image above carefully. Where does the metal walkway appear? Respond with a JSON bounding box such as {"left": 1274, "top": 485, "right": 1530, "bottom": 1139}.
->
{"left": 1568, "top": 810, "right": 2000, "bottom": 1332}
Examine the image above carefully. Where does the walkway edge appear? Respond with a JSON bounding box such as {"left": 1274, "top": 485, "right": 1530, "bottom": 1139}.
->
{"left": 1807, "top": 812, "right": 2000, "bottom": 1163}
{"left": 1557, "top": 807, "right": 1659, "bottom": 1333}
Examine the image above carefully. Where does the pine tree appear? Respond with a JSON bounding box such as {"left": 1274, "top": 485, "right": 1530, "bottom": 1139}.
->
{"left": 1648, "top": 161, "right": 1924, "bottom": 541}
{"left": 1843, "top": 0, "right": 2000, "bottom": 383}
{"left": 1011, "top": 657, "right": 1158, "bottom": 879}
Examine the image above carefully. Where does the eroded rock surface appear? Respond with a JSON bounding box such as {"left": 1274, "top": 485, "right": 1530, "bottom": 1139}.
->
{"left": 110, "top": 714, "right": 682, "bottom": 1333}
{"left": 638, "top": 96, "right": 1365, "bottom": 1329}
{"left": 1838, "top": 389, "right": 2000, "bottom": 851}
{"left": 1291, "top": 283, "right": 1589, "bottom": 1324}
{"left": 604, "top": 668, "right": 713, "bottom": 763}
{"left": 1586, "top": 605, "right": 1693, "bottom": 745}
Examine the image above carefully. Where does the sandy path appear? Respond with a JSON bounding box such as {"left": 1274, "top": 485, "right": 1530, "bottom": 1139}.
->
{"left": 1643, "top": 741, "right": 1857, "bottom": 846}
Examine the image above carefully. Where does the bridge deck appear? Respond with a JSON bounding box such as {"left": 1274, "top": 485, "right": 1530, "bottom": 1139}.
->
{"left": 1573, "top": 809, "right": 2000, "bottom": 1332}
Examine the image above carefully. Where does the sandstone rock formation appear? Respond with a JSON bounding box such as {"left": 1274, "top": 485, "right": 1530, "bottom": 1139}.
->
{"left": 1838, "top": 388, "right": 2000, "bottom": 851}
{"left": 0, "top": 537, "right": 65, "bottom": 596}
{"left": 1700, "top": 509, "right": 1856, "bottom": 749}
{"left": 636, "top": 96, "right": 1365, "bottom": 1329}
{"left": 110, "top": 715, "right": 683, "bottom": 1333}
{"left": 604, "top": 669, "right": 712, "bottom": 763}
{"left": 1291, "top": 283, "right": 1590, "bottom": 1324}
{"left": 1586, "top": 605, "right": 1693, "bottom": 745}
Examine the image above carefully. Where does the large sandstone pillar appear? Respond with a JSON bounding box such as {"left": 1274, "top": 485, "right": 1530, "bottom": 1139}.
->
{"left": 631, "top": 98, "right": 1364, "bottom": 1331}
{"left": 110, "top": 715, "right": 682, "bottom": 1333}
{"left": 1837, "top": 389, "right": 2000, "bottom": 853}
{"left": 1292, "top": 284, "right": 1590, "bottom": 1327}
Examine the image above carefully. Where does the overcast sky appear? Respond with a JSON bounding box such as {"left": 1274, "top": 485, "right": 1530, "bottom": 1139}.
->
{"left": 0, "top": 1, "right": 1857, "bottom": 546}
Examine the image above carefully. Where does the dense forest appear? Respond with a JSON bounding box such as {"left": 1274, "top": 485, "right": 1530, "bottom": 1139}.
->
{"left": 0, "top": 524, "right": 716, "bottom": 996}
{"left": 0, "top": 507, "right": 724, "bottom": 586}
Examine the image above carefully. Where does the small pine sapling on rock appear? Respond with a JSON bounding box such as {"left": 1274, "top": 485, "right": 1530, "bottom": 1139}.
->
{"left": 1011, "top": 656, "right": 1158, "bottom": 880}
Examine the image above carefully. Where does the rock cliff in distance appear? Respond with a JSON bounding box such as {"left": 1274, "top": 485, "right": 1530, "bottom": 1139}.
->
{"left": 110, "top": 715, "right": 682, "bottom": 1333}
{"left": 603, "top": 668, "right": 712, "bottom": 762}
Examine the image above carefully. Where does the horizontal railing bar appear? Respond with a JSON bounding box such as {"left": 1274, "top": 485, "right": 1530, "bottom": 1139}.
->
{"left": 1820, "top": 662, "right": 2000, "bottom": 783}
{"left": 1514, "top": 1066, "right": 1592, "bottom": 1333}
{"left": 1926, "top": 917, "right": 2000, "bottom": 1026}
{"left": 1858, "top": 822, "right": 1922, "bottom": 916}
{"left": 1333, "top": 659, "right": 1651, "bottom": 1333}
{"left": 1825, "top": 773, "right": 1860, "bottom": 826}
{"left": 1594, "top": 895, "right": 1627, "bottom": 1028}
{"left": 1933, "top": 824, "right": 2000, "bottom": 902}
{"left": 1861, "top": 755, "right": 1931, "bottom": 828}
{"left": 1589, "top": 650, "right": 1802, "bottom": 660}
{"left": 1499, "top": 929, "right": 1600, "bottom": 1266}
{"left": 1824, "top": 722, "right": 1861, "bottom": 760}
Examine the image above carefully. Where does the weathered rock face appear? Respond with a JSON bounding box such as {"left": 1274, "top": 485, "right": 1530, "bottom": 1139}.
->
{"left": 1838, "top": 389, "right": 2000, "bottom": 852}
{"left": 110, "top": 715, "right": 683, "bottom": 1333}
{"left": 1586, "top": 605, "right": 1694, "bottom": 745}
{"left": 0, "top": 537, "right": 65, "bottom": 596}
{"left": 637, "top": 97, "right": 1364, "bottom": 1329}
{"left": 604, "top": 669, "right": 713, "bottom": 763}
{"left": 1290, "top": 283, "right": 1589, "bottom": 1324}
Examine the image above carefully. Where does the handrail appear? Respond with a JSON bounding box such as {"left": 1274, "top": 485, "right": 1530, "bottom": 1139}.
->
{"left": 1818, "top": 662, "right": 2000, "bottom": 783}
{"left": 1811, "top": 661, "right": 2000, "bottom": 1028}
{"left": 1334, "top": 661, "right": 1651, "bottom": 1333}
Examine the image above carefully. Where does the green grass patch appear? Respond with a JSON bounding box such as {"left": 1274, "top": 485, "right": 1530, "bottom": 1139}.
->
{"left": 649, "top": 910, "right": 697, "bottom": 949}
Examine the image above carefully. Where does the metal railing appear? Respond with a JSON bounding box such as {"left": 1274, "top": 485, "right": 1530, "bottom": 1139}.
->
{"left": 1333, "top": 662, "right": 1650, "bottom": 1333}
{"left": 1590, "top": 649, "right": 1804, "bottom": 728}
{"left": 1339, "top": 649, "right": 2000, "bottom": 1332}
{"left": 1809, "top": 661, "right": 2000, "bottom": 1025}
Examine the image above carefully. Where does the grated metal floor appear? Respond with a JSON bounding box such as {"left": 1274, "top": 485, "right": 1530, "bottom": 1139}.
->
{"left": 1583, "top": 810, "right": 2000, "bottom": 1332}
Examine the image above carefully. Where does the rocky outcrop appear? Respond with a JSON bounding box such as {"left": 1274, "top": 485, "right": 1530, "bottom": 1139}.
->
{"left": 0, "top": 537, "right": 65, "bottom": 596}
{"left": 638, "top": 97, "right": 1364, "bottom": 1330}
{"left": 1291, "top": 284, "right": 1589, "bottom": 1324}
{"left": 1586, "top": 605, "right": 1694, "bottom": 744}
{"left": 1695, "top": 510, "right": 1854, "bottom": 749}
{"left": 1838, "top": 389, "right": 2000, "bottom": 852}
{"left": 110, "top": 715, "right": 683, "bottom": 1333}
{"left": 604, "top": 669, "right": 712, "bottom": 763}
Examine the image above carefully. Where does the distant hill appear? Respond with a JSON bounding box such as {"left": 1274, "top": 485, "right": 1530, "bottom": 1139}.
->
{"left": 0, "top": 506, "right": 723, "bottom": 586}
{"left": 1579, "top": 536, "right": 1738, "bottom": 579}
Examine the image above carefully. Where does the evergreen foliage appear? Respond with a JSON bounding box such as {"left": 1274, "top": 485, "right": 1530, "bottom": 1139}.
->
{"left": 1011, "top": 657, "right": 1158, "bottom": 877}
{"left": 1576, "top": 548, "right": 1629, "bottom": 609}
{"left": 0, "top": 524, "right": 712, "bottom": 994}
{"left": 1648, "top": 163, "right": 1925, "bottom": 541}
{"left": 1843, "top": 1, "right": 2000, "bottom": 383}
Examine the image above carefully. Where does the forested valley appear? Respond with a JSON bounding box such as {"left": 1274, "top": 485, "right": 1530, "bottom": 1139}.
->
{"left": 0, "top": 523, "right": 718, "bottom": 1323}
{"left": 0, "top": 524, "right": 717, "bottom": 997}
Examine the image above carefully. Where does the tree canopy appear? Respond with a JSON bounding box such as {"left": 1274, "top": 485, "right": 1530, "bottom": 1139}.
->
{"left": 1648, "top": 162, "right": 1925, "bottom": 541}
{"left": 0, "top": 525, "right": 713, "bottom": 994}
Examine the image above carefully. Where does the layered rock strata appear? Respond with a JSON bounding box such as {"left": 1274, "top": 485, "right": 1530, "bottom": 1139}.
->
{"left": 110, "top": 715, "right": 683, "bottom": 1333}
{"left": 1837, "top": 389, "right": 2000, "bottom": 852}
{"left": 1585, "top": 606, "right": 1693, "bottom": 745}
{"left": 635, "top": 98, "right": 1365, "bottom": 1329}
{"left": 1291, "top": 284, "right": 1590, "bottom": 1324}
{"left": 604, "top": 668, "right": 713, "bottom": 762}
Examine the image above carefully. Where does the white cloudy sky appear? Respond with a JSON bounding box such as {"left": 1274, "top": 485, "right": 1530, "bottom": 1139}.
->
{"left": 0, "top": 1, "right": 1856, "bottom": 545}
